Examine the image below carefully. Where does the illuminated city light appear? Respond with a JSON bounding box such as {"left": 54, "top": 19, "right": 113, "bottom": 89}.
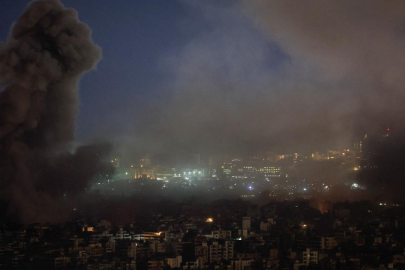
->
{"left": 206, "top": 218, "right": 214, "bottom": 223}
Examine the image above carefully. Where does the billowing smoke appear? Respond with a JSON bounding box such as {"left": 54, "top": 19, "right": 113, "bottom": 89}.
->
{"left": 243, "top": 0, "right": 405, "bottom": 144}
{"left": 120, "top": 0, "right": 405, "bottom": 162}
{"left": 0, "top": 0, "right": 110, "bottom": 222}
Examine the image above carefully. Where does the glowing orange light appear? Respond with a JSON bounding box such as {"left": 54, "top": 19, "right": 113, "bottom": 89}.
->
{"left": 206, "top": 218, "right": 214, "bottom": 223}
{"left": 82, "top": 227, "right": 94, "bottom": 232}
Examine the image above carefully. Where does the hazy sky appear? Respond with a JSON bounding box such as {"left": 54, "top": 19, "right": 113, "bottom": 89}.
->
{"left": 1, "top": 0, "right": 201, "bottom": 140}
{"left": 2, "top": 0, "right": 405, "bottom": 158}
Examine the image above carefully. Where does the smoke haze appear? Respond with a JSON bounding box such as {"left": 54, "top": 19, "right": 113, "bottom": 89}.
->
{"left": 0, "top": 0, "right": 110, "bottom": 222}
{"left": 3, "top": 0, "right": 405, "bottom": 221}
{"left": 118, "top": 0, "right": 405, "bottom": 162}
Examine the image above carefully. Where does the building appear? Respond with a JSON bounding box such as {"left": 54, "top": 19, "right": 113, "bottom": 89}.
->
{"left": 148, "top": 258, "right": 164, "bottom": 270}
{"left": 303, "top": 248, "right": 318, "bottom": 266}
{"left": 242, "top": 217, "right": 251, "bottom": 231}
{"left": 231, "top": 259, "right": 253, "bottom": 270}
{"left": 140, "top": 156, "right": 152, "bottom": 168}
{"left": 165, "top": 256, "right": 182, "bottom": 268}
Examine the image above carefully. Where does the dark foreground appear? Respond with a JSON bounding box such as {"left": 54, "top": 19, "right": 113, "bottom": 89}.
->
{"left": 1, "top": 199, "right": 405, "bottom": 270}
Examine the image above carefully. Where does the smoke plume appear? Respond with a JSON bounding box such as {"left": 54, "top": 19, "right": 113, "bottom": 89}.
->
{"left": 243, "top": 0, "right": 405, "bottom": 140}
{"left": 120, "top": 0, "right": 405, "bottom": 162}
{"left": 0, "top": 0, "right": 109, "bottom": 222}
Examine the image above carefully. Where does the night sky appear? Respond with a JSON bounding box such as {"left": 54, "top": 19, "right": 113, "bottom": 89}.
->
{"left": 2, "top": 0, "right": 405, "bottom": 159}
{"left": 1, "top": 1, "right": 276, "bottom": 143}
{"left": 1, "top": 0, "right": 216, "bottom": 141}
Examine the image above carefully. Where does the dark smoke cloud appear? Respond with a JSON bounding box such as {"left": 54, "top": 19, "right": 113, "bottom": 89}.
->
{"left": 244, "top": 0, "right": 405, "bottom": 138}
{"left": 0, "top": 0, "right": 110, "bottom": 222}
